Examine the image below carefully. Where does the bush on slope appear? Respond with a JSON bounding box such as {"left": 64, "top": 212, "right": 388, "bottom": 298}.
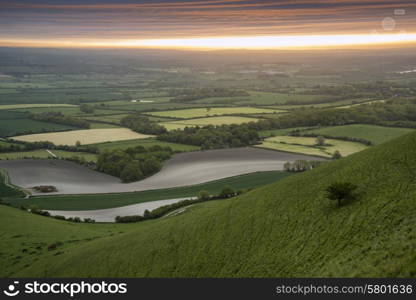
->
{"left": 11, "top": 132, "right": 416, "bottom": 277}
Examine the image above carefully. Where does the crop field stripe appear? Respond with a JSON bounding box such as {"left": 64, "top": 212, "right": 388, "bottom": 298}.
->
{"left": 257, "top": 136, "right": 368, "bottom": 157}
{"left": 0, "top": 104, "right": 77, "bottom": 110}
{"left": 7, "top": 171, "right": 292, "bottom": 210}
{"left": 160, "top": 116, "right": 258, "bottom": 130}
{"left": 146, "top": 107, "right": 284, "bottom": 119}
{"left": 11, "top": 128, "right": 154, "bottom": 146}
{"left": 255, "top": 143, "right": 329, "bottom": 158}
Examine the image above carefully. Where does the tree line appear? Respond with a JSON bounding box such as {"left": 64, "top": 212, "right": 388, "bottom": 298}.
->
{"left": 120, "top": 114, "right": 167, "bottom": 135}
{"left": 283, "top": 160, "right": 325, "bottom": 172}
{"left": 31, "top": 112, "right": 90, "bottom": 129}
{"left": 1, "top": 139, "right": 98, "bottom": 154}
{"left": 96, "top": 145, "right": 173, "bottom": 182}
{"left": 159, "top": 123, "right": 260, "bottom": 150}
{"left": 288, "top": 132, "right": 373, "bottom": 146}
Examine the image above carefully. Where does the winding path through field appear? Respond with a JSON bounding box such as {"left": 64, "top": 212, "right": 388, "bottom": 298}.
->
{"left": 0, "top": 147, "right": 324, "bottom": 195}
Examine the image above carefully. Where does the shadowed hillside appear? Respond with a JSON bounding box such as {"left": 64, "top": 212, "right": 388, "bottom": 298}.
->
{"left": 2, "top": 131, "right": 416, "bottom": 277}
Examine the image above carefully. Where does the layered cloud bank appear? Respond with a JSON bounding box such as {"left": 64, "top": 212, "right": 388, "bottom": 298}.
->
{"left": 0, "top": 0, "right": 415, "bottom": 49}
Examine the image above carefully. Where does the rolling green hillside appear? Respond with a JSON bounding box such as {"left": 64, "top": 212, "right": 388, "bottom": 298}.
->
{"left": 3, "top": 132, "right": 416, "bottom": 277}
{"left": 0, "top": 205, "right": 138, "bottom": 277}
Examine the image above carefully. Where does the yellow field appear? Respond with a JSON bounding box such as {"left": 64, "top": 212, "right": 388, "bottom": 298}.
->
{"left": 256, "top": 136, "right": 368, "bottom": 157}
{"left": 160, "top": 116, "right": 258, "bottom": 131}
{"left": 0, "top": 104, "right": 76, "bottom": 110}
{"left": 149, "top": 107, "right": 283, "bottom": 119}
{"left": 12, "top": 128, "right": 153, "bottom": 146}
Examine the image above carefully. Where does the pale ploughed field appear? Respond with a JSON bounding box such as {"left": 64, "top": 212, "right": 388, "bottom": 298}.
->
{"left": 11, "top": 128, "right": 153, "bottom": 146}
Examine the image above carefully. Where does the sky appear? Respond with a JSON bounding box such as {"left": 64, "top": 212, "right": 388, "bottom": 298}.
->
{"left": 0, "top": 0, "right": 415, "bottom": 49}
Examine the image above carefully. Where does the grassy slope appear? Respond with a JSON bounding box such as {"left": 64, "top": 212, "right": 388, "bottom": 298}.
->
{"left": 6, "top": 132, "right": 415, "bottom": 277}
{"left": 8, "top": 171, "right": 291, "bottom": 210}
{"left": 0, "top": 205, "right": 138, "bottom": 277}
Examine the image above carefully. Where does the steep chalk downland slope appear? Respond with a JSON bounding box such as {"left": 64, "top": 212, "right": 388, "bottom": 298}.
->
{"left": 10, "top": 132, "right": 416, "bottom": 277}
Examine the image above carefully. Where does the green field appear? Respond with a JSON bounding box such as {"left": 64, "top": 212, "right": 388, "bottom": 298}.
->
{"left": 0, "top": 110, "right": 76, "bottom": 137}
{"left": 0, "top": 171, "right": 24, "bottom": 198}
{"left": 0, "top": 150, "right": 97, "bottom": 162}
{"left": 0, "top": 139, "right": 24, "bottom": 148}
{"left": 90, "top": 138, "right": 200, "bottom": 152}
{"left": 12, "top": 106, "right": 127, "bottom": 117}
{"left": 302, "top": 124, "right": 414, "bottom": 145}
{"left": 0, "top": 104, "right": 76, "bottom": 110}
{"left": 0, "top": 119, "right": 74, "bottom": 137}
{"left": 147, "top": 107, "right": 283, "bottom": 119}
{"left": 266, "top": 98, "right": 377, "bottom": 110}
{"left": 109, "top": 102, "right": 212, "bottom": 112}
{"left": 7, "top": 171, "right": 291, "bottom": 210}
{"left": 81, "top": 113, "right": 131, "bottom": 124}
{"left": 194, "top": 91, "right": 332, "bottom": 106}
{"left": 2, "top": 131, "right": 415, "bottom": 277}
{"left": 257, "top": 136, "right": 368, "bottom": 157}
{"left": 160, "top": 116, "right": 258, "bottom": 131}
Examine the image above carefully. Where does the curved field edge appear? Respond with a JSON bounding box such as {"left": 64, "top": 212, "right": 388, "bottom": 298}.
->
{"left": 6, "top": 171, "right": 292, "bottom": 210}
{"left": 6, "top": 132, "right": 416, "bottom": 277}
{"left": 0, "top": 169, "right": 27, "bottom": 198}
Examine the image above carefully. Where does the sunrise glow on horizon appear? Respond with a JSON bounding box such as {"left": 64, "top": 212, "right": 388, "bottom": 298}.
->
{"left": 2, "top": 33, "right": 416, "bottom": 50}
{"left": 1, "top": 1, "right": 416, "bottom": 50}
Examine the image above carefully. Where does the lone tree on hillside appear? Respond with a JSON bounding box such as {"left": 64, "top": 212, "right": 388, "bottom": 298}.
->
{"left": 326, "top": 182, "right": 358, "bottom": 207}
{"left": 316, "top": 135, "right": 326, "bottom": 146}
{"left": 332, "top": 150, "right": 342, "bottom": 159}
